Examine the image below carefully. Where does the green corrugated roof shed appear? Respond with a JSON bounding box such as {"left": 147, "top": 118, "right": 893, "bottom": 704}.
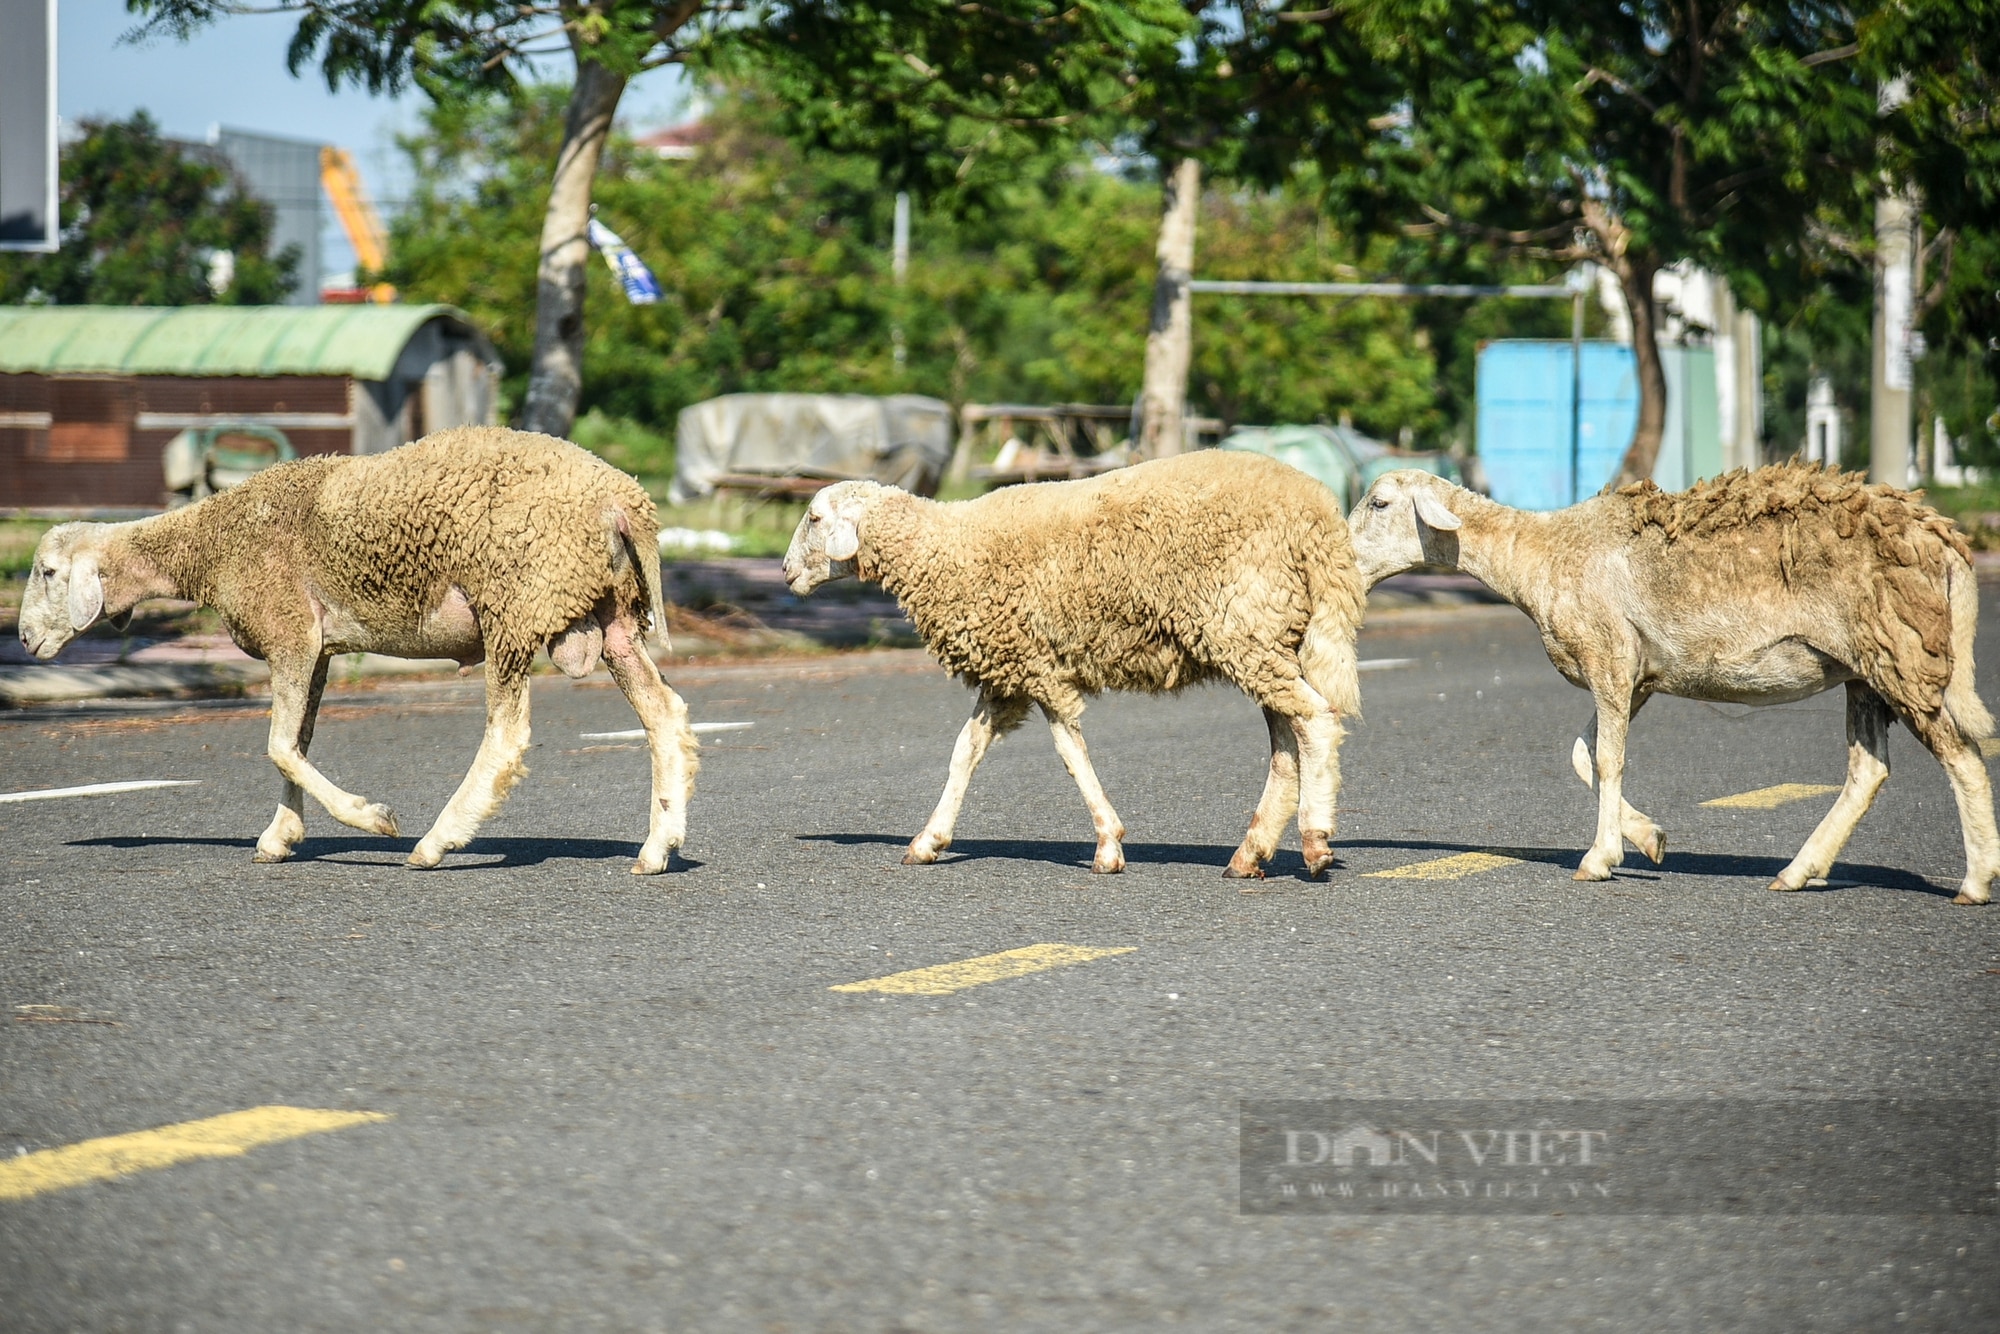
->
{"left": 0, "top": 304, "right": 483, "bottom": 380}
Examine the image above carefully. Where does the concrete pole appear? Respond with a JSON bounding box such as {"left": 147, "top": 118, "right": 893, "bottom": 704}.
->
{"left": 1871, "top": 187, "right": 1915, "bottom": 487}
{"left": 1139, "top": 157, "right": 1200, "bottom": 459}
{"left": 1871, "top": 80, "right": 1914, "bottom": 488}
{"left": 892, "top": 191, "right": 909, "bottom": 373}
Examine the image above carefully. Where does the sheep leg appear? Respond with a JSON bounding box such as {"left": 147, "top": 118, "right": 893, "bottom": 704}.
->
{"left": 408, "top": 663, "right": 532, "bottom": 869}
{"left": 1575, "top": 684, "right": 1635, "bottom": 881}
{"left": 1290, "top": 704, "right": 1344, "bottom": 880}
{"left": 254, "top": 654, "right": 331, "bottom": 862}
{"left": 1936, "top": 734, "right": 2000, "bottom": 905}
{"left": 1042, "top": 706, "right": 1126, "bottom": 874}
{"left": 1572, "top": 697, "right": 1666, "bottom": 864}
{"left": 262, "top": 652, "right": 399, "bottom": 843}
{"left": 1226, "top": 707, "right": 1301, "bottom": 879}
{"left": 601, "top": 610, "right": 699, "bottom": 875}
{"left": 1889, "top": 697, "right": 1998, "bottom": 905}
{"left": 905, "top": 692, "right": 1020, "bottom": 864}
{"left": 1769, "top": 683, "right": 1892, "bottom": 893}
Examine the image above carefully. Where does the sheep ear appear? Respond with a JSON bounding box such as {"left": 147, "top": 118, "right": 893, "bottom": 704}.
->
{"left": 1412, "top": 492, "right": 1462, "bottom": 531}
{"left": 67, "top": 555, "right": 104, "bottom": 631}
{"left": 825, "top": 517, "right": 860, "bottom": 562}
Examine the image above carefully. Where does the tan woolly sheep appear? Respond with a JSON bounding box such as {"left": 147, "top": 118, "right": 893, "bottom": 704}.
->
{"left": 18, "top": 427, "right": 699, "bottom": 874}
{"left": 781, "top": 450, "right": 1365, "bottom": 878}
{"left": 1348, "top": 463, "right": 1997, "bottom": 903}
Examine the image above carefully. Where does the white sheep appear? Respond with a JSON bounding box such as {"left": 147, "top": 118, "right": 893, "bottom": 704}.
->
{"left": 18, "top": 426, "right": 699, "bottom": 873}
{"left": 781, "top": 450, "right": 1366, "bottom": 878}
{"left": 1348, "top": 464, "right": 1997, "bottom": 903}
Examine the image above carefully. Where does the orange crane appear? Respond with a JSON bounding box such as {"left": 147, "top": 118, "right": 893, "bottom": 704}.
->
{"left": 318, "top": 146, "right": 397, "bottom": 303}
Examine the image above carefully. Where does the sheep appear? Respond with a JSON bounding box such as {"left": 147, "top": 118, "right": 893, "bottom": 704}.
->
{"left": 18, "top": 426, "right": 699, "bottom": 874}
{"left": 1347, "top": 462, "right": 1997, "bottom": 904}
{"left": 781, "top": 449, "right": 1366, "bottom": 878}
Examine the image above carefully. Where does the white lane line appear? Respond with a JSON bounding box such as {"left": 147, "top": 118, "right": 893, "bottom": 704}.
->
{"left": 1358, "top": 658, "right": 1416, "bottom": 671}
{"left": 580, "top": 721, "right": 755, "bottom": 740}
{"left": 0, "top": 780, "right": 200, "bottom": 806}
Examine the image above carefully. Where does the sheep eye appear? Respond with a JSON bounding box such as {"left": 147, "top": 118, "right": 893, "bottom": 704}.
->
{"left": 1369, "top": 498, "right": 1390, "bottom": 510}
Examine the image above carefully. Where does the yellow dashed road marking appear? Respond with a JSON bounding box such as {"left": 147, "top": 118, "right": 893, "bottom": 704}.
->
{"left": 0, "top": 1106, "right": 391, "bottom": 1201}
{"left": 1701, "top": 783, "right": 1842, "bottom": 811}
{"left": 831, "top": 943, "right": 1135, "bottom": 996}
{"left": 1365, "top": 851, "right": 1524, "bottom": 880}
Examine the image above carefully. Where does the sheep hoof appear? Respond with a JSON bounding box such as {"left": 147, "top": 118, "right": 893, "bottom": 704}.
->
{"left": 1222, "top": 860, "right": 1265, "bottom": 880}
{"left": 902, "top": 848, "right": 939, "bottom": 866}
{"left": 1767, "top": 877, "right": 1804, "bottom": 892}
{"left": 1300, "top": 832, "right": 1335, "bottom": 880}
{"left": 1952, "top": 890, "right": 1990, "bottom": 906}
{"left": 1091, "top": 854, "right": 1125, "bottom": 875}
{"left": 251, "top": 846, "right": 293, "bottom": 864}
{"left": 1639, "top": 829, "right": 1667, "bottom": 865}
{"left": 355, "top": 803, "right": 400, "bottom": 838}
{"left": 406, "top": 844, "right": 445, "bottom": 870}
{"left": 1573, "top": 863, "right": 1613, "bottom": 882}
{"left": 631, "top": 856, "right": 669, "bottom": 876}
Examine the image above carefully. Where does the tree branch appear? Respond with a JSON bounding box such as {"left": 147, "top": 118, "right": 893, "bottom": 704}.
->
{"left": 1578, "top": 67, "right": 1660, "bottom": 115}
{"left": 1799, "top": 43, "right": 1859, "bottom": 68}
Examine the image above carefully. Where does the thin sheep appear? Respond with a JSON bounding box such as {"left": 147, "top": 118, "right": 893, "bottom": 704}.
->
{"left": 781, "top": 449, "right": 1365, "bottom": 878}
{"left": 1347, "top": 463, "right": 1997, "bottom": 903}
{"left": 18, "top": 426, "right": 699, "bottom": 873}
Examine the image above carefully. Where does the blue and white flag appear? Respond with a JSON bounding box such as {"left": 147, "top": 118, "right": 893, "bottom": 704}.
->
{"left": 588, "top": 218, "right": 662, "bottom": 305}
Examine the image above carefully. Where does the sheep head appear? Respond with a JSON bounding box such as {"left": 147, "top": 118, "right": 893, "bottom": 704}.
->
{"left": 1348, "top": 471, "right": 1465, "bottom": 588}
{"left": 784, "top": 480, "right": 888, "bottom": 595}
{"left": 18, "top": 523, "right": 128, "bottom": 659}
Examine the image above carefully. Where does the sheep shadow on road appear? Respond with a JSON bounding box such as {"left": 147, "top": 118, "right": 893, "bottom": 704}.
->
{"left": 1337, "top": 838, "right": 1957, "bottom": 900}
{"left": 801, "top": 832, "right": 1957, "bottom": 898}
{"left": 799, "top": 831, "right": 1323, "bottom": 878}
{"left": 68, "top": 834, "right": 698, "bottom": 871}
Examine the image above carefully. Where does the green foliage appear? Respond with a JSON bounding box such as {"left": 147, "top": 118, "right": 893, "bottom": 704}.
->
{"left": 1328, "top": 3, "right": 1881, "bottom": 307}
{"left": 386, "top": 87, "right": 1452, "bottom": 441}
{"left": 0, "top": 520, "right": 56, "bottom": 580}
{"left": 0, "top": 112, "right": 296, "bottom": 306}
{"left": 569, "top": 408, "right": 675, "bottom": 488}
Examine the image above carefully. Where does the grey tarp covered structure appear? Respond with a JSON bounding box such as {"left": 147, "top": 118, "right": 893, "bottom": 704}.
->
{"left": 671, "top": 393, "right": 953, "bottom": 503}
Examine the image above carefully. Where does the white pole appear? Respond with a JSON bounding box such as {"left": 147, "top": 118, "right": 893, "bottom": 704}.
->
{"left": 1871, "top": 80, "right": 1915, "bottom": 489}
{"left": 892, "top": 191, "right": 909, "bottom": 372}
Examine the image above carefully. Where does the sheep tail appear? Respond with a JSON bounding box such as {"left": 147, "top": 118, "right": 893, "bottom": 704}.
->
{"left": 613, "top": 506, "right": 671, "bottom": 654}
{"left": 1945, "top": 550, "right": 1993, "bottom": 739}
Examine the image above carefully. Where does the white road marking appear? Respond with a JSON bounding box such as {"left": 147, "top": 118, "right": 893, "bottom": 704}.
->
{"left": 1357, "top": 658, "right": 1416, "bottom": 671}
{"left": 0, "top": 780, "right": 200, "bottom": 806}
{"left": 579, "top": 721, "right": 755, "bottom": 740}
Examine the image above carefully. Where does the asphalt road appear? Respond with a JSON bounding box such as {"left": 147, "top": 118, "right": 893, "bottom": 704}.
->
{"left": 3, "top": 591, "right": 1998, "bottom": 1332}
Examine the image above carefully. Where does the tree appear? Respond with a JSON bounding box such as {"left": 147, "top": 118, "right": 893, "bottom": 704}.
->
{"left": 1866, "top": 0, "right": 2000, "bottom": 461}
{"left": 1324, "top": 1, "right": 1881, "bottom": 485}
{"left": 0, "top": 112, "right": 296, "bottom": 305}
{"left": 131, "top": 0, "right": 727, "bottom": 436}
{"left": 131, "top": 0, "right": 1188, "bottom": 440}
{"left": 748, "top": 3, "right": 1420, "bottom": 456}
{"left": 386, "top": 84, "right": 1445, "bottom": 443}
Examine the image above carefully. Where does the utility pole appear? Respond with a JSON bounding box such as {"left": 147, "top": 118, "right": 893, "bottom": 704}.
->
{"left": 1871, "top": 80, "right": 1915, "bottom": 488}
{"left": 1138, "top": 157, "right": 1200, "bottom": 459}
{"left": 892, "top": 191, "right": 909, "bottom": 374}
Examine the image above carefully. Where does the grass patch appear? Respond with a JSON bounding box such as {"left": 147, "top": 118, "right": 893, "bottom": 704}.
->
{"left": 0, "top": 519, "right": 56, "bottom": 579}
{"left": 656, "top": 493, "right": 809, "bottom": 560}
{"left": 570, "top": 410, "right": 675, "bottom": 497}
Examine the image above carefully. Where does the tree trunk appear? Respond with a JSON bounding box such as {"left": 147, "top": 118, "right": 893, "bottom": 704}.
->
{"left": 1610, "top": 251, "right": 1667, "bottom": 488}
{"left": 519, "top": 56, "right": 628, "bottom": 439}
{"left": 1138, "top": 157, "right": 1200, "bottom": 460}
